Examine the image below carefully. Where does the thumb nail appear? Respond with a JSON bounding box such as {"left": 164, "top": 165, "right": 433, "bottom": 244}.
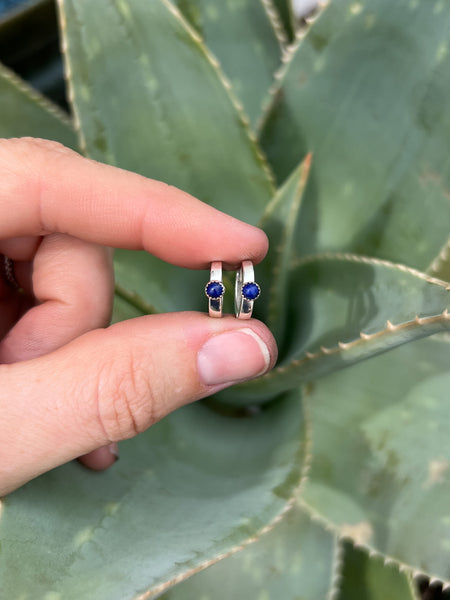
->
{"left": 108, "top": 442, "right": 119, "bottom": 462}
{"left": 197, "top": 328, "right": 271, "bottom": 386}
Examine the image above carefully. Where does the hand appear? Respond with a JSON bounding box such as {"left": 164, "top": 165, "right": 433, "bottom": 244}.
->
{"left": 0, "top": 138, "right": 277, "bottom": 496}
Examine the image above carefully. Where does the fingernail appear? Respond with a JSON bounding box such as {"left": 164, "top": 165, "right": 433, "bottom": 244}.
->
{"left": 108, "top": 442, "right": 119, "bottom": 462}
{"left": 197, "top": 328, "right": 271, "bottom": 386}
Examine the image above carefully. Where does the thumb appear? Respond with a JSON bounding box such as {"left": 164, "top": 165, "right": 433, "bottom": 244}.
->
{"left": 0, "top": 313, "right": 276, "bottom": 495}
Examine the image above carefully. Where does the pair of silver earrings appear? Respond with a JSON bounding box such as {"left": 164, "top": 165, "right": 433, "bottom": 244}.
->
{"left": 205, "top": 260, "right": 260, "bottom": 319}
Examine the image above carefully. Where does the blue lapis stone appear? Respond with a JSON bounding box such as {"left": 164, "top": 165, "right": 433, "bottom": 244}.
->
{"left": 242, "top": 282, "right": 260, "bottom": 300}
{"left": 206, "top": 281, "right": 224, "bottom": 298}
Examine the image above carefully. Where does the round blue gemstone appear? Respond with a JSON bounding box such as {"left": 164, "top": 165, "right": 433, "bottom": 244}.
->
{"left": 206, "top": 281, "right": 224, "bottom": 298}
{"left": 242, "top": 282, "right": 260, "bottom": 300}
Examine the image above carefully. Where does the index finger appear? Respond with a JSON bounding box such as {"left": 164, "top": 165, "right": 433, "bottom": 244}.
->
{"left": 0, "top": 138, "right": 268, "bottom": 269}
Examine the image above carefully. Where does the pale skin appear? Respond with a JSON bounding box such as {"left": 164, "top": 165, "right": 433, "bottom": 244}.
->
{"left": 0, "top": 138, "right": 277, "bottom": 496}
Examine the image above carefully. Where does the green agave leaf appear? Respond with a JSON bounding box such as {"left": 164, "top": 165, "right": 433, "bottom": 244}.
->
{"left": 0, "top": 391, "right": 306, "bottom": 599}
{"left": 160, "top": 501, "right": 337, "bottom": 600}
{"left": 113, "top": 249, "right": 208, "bottom": 315}
{"left": 0, "top": 62, "right": 76, "bottom": 147}
{"left": 175, "top": 0, "right": 283, "bottom": 128}
{"left": 260, "top": 0, "right": 450, "bottom": 270}
{"left": 256, "top": 153, "right": 312, "bottom": 345}
{"left": 58, "top": 0, "right": 273, "bottom": 217}
{"left": 111, "top": 290, "right": 151, "bottom": 323}
{"left": 218, "top": 254, "right": 450, "bottom": 403}
{"left": 301, "top": 335, "right": 450, "bottom": 582}
{"left": 335, "top": 542, "right": 418, "bottom": 600}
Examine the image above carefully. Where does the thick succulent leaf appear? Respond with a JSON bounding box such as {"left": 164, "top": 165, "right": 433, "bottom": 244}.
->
{"left": 0, "top": 62, "right": 76, "bottom": 147}
{"left": 113, "top": 249, "right": 209, "bottom": 314}
{"left": 0, "top": 392, "right": 306, "bottom": 599}
{"left": 58, "top": 0, "right": 273, "bottom": 218}
{"left": 59, "top": 0, "right": 274, "bottom": 315}
{"left": 175, "top": 0, "right": 283, "bottom": 127}
{"left": 111, "top": 290, "right": 150, "bottom": 323}
{"left": 161, "top": 501, "right": 337, "bottom": 600}
{"left": 260, "top": 0, "right": 450, "bottom": 270}
{"left": 335, "top": 542, "right": 418, "bottom": 600}
{"left": 256, "top": 153, "right": 312, "bottom": 345}
{"left": 301, "top": 335, "right": 450, "bottom": 582}
{"left": 219, "top": 254, "right": 450, "bottom": 403}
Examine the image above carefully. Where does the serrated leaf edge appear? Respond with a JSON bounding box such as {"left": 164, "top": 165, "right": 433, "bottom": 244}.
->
{"left": 0, "top": 61, "right": 74, "bottom": 131}
{"left": 327, "top": 537, "right": 346, "bottom": 600}
{"left": 298, "top": 475, "right": 450, "bottom": 591}
{"left": 265, "top": 153, "right": 312, "bottom": 334}
{"left": 297, "top": 371, "right": 450, "bottom": 592}
{"left": 256, "top": 0, "right": 330, "bottom": 134}
{"left": 292, "top": 251, "right": 450, "bottom": 290}
{"left": 58, "top": 0, "right": 276, "bottom": 192}
{"left": 298, "top": 495, "right": 445, "bottom": 592}
{"left": 260, "top": 0, "right": 289, "bottom": 47}
{"left": 114, "top": 283, "right": 160, "bottom": 315}
{"left": 56, "top": 0, "right": 88, "bottom": 155}
{"left": 132, "top": 392, "right": 312, "bottom": 600}
{"left": 256, "top": 28, "right": 304, "bottom": 134}
{"left": 162, "top": 0, "right": 276, "bottom": 193}
{"left": 328, "top": 537, "right": 420, "bottom": 600}
{"left": 262, "top": 310, "right": 449, "bottom": 382}
{"left": 229, "top": 253, "right": 450, "bottom": 402}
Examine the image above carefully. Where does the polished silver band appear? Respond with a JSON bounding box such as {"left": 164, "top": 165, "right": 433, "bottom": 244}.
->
{"left": 235, "top": 260, "right": 260, "bottom": 320}
{"left": 205, "top": 261, "right": 225, "bottom": 318}
{"left": 1, "top": 254, "right": 20, "bottom": 289}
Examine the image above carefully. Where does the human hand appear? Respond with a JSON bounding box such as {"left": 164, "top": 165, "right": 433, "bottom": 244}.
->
{"left": 0, "top": 138, "right": 277, "bottom": 496}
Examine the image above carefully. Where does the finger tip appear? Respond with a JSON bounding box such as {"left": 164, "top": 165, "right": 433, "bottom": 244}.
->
{"left": 216, "top": 315, "right": 278, "bottom": 371}
{"left": 221, "top": 225, "right": 269, "bottom": 271}
{"left": 77, "top": 443, "right": 119, "bottom": 471}
{"left": 245, "top": 318, "right": 278, "bottom": 370}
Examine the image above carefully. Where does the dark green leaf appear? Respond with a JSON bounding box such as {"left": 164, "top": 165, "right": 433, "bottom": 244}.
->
{"left": 0, "top": 62, "right": 76, "bottom": 147}
{"left": 256, "top": 153, "right": 312, "bottom": 345}
{"left": 218, "top": 254, "right": 450, "bottom": 403}
{"left": 59, "top": 0, "right": 274, "bottom": 220}
{"left": 260, "top": 0, "right": 450, "bottom": 269}
{"left": 175, "top": 0, "right": 283, "bottom": 127}
{"left": 336, "top": 542, "right": 418, "bottom": 600}
{"left": 271, "top": 0, "right": 295, "bottom": 42}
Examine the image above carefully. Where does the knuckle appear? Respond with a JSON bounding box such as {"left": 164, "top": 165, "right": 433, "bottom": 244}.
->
{"left": 94, "top": 345, "right": 156, "bottom": 442}
{"left": 0, "top": 138, "right": 78, "bottom": 232}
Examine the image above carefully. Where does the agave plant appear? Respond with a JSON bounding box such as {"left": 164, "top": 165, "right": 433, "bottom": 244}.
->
{"left": 1, "top": 0, "right": 450, "bottom": 598}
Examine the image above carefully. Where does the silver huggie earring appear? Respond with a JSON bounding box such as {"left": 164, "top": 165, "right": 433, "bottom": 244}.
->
{"left": 235, "top": 260, "right": 260, "bottom": 319}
